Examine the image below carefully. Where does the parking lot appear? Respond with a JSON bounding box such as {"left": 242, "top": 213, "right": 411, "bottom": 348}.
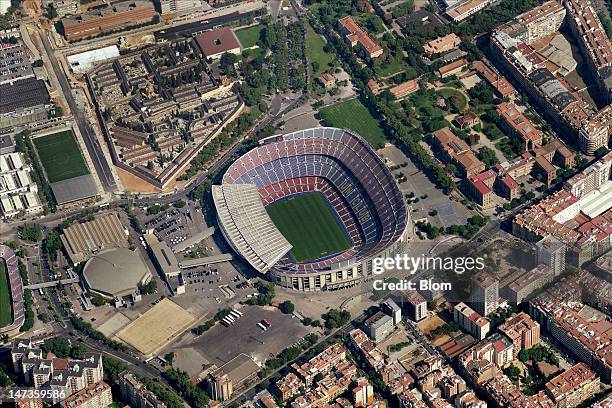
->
{"left": 138, "top": 202, "right": 207, "bottom": 248}
{"left": 178, "top": 305, "right": 312, "bottom": 367}
{"left": 378, "top": 144, "right": 475, "bottom": 229}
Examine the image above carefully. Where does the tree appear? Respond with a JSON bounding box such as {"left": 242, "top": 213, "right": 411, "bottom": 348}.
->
{"left": 44, "top": 230, "right": 61, "bottom": 262}
{"left": 322, "top": 309, "right": 351, "bottom": 328}
{"left": 477, "top": 146, "right": 499, "bottom": 168}
{"left": 45, "top": 4, "right": 58, "bottom": 19}
{"left": 504, "top": 364, "right": 521, "bottom": 381}
{"left": 279, "top": 300, "right": 295, "bottom": 314}
{"left": 139, "top": 280, "right": 157, "bottom": 295}
{"left": 21, "top": 223, "right": 42, "bottom": 243}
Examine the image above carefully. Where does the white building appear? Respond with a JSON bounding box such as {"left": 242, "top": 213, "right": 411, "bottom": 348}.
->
{"left": 0, "top": 152, "right": 43, "bottom": 219}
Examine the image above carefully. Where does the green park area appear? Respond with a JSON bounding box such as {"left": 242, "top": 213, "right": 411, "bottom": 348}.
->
{"left": 318, "top": 99, "right": 386, "bottom": 149}
{"left": 306, "top": 24, "right": 334, "bottom": 75}
{"left": 235, "top": 26, "right": 263, "bottom": 48}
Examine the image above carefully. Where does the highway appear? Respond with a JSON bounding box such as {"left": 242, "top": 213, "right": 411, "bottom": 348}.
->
{"left": 38, "top": 32, "right": 117, "bottom": 193}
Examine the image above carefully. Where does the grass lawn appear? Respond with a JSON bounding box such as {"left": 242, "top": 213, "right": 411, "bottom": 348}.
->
{"left": 318, "top": 99, "right": 386, "bottom": 149}
{"left": 235, "top": 25, "right": 263, "bottom": 48}
{"left": 437, "top": 88, "right": 468, "bottom": 112}
{"left": 266, "top": 192, "right": 352, "bottom": 263}
{"left": 306, "top": 24, "right": 334, "bottom": 75}
{"left": 0, "top": 259, "right": 12, "bottom": 327}
{"left": 374, "top": 57, "right": 412, "bottom": 78}
{"left": 33, "top": 130, "right": 89, "bottom": 183}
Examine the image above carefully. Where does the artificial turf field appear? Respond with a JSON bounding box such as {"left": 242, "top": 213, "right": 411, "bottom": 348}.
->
{"left": 33, "top": 130, "right": 89, "bottom": 183}
{"left": 266, "top": 192, "right": 352, "bottom": 263}
{"left": 0, "top": 260, "right": 12, "bottom": 327}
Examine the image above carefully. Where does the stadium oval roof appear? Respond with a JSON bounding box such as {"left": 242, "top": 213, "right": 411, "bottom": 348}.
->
{"left": 216, "top": 127, "right": 407, "bottom": 278}
{"left": 212, "top": 184, "right": 292, "bottom": 273}
{"left": 82, "top": 248, "right": 151, "bottom": 298}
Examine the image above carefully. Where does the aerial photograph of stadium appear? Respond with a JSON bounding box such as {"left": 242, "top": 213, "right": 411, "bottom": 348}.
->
{"left": 0, "top": 0, "right": 610, "bottom": 407}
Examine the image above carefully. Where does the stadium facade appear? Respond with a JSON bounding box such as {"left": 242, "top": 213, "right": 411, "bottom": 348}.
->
{"left": 0, "top": 244, "right": 25, "bottom": 335}
{"left": 213, "top": 127, "right": 408, "bottom": 291}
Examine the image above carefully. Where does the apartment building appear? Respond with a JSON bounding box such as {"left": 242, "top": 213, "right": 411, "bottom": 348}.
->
{"left": 59, "top": 381, "right": 113, "bottom": 408}
{"left": 207, "top": 372, "right": 233, "bottom": 402}
{"left": 490, "top": 0, "right": 611, "bottom": 155}
{"left": 119, "top": 371, "right": 167, "bottom": 408}
{"left": 530, "top": 296, "right": 612, "bottom": 383}
{"left": 11, "top": 339, "right": 104, "bottom": 404}
{"left": 536, "top": 235, "right": 566, "bottom": 276}
{"left": 276, "top": 372, "right": 303, "bottom": 402}
{"left": 545, "top": 362, "right": 600, "bottom": 406}
{"left": 470, "top": 271, "right": 499, "bottom": 316}
{"left": 352, "top": 378, "right": 374, "bottom": 407}
{"left": 563, "top": 152, "right": 612, "bottom": 199}
{"left": 459, "top": 334, "right": 514, "bottom": 384}
{"left": 400, "top": 290, "right": 427, "bottom": 322}
{"left": 500, "top": 264, "right": 554, "bottom": 304}
{"left": 290, "top": 343, "right": 347, "bottom": 387}
{"left": 513, "top": 0, "right": 566, "bottom": 43}
{"left": 364, "top": 311, "right": 394, "bottom": 343}
{"left": 382, "top": 299, "right": 402, "bottom": 325}
{"left": 498, "top": 312, "right": 540, "bottom": 357}
{"left": 453, "top": 302, "right": 490, "bottom": 340}
{"left": 564, "top": 0, "right": 612, "bottom": 103}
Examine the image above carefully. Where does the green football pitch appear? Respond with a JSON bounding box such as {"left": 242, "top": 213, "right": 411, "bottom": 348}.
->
{"left": 33, "top": 130, "right": 89, "bottom": 183}
{"left": 266, "top": 192, "right": 353, "bottom": 263}
{"left": 0, "top": 259, "right": 12, "bottom": 327}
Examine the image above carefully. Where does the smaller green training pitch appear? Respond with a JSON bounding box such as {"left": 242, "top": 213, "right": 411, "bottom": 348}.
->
{"left": 33, "top": 130, "right": 89, "bottom": 183}
{"left": 266, "top": 192, "right": 352, "bottom": 263}
{"left": 0, "top": 260, "right": 12, "bottom": 327}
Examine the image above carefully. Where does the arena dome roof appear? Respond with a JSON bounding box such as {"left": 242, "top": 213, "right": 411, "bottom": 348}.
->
{"left": 82, "top": 248, "right": 151, "bottom": 298}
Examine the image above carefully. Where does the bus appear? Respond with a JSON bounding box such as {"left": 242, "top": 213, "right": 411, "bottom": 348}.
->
{"left": 261, "top": 319, "right": 271, "bottom": 328}
{"left": 257, "top": 322, "right": 267, "bottom": 331}
{"left": 226, "top": 315, "right": 235, "bottom": 323}
{"left": 232, "top": 308, "right": 243, "bottom": 316}
{"left": 229, "top": 311, "right": 240, "bottom": 320}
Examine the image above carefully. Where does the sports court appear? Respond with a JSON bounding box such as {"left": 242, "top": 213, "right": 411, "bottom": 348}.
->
{"left": 116, "top": 298, "right": 196, "bottom": 355}
{"left": 33, "top": 130, "right": 89, "bottom": 183}
{"left": 266, "top": 192, "right": 352, "bottom": 262}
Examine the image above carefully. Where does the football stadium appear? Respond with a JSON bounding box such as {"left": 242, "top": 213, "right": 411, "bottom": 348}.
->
{"left": 0, "top": 244, "right": 25, "bottom": 335}
{"left": 213, "top": 127, "right": 408, "bottom": 291}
